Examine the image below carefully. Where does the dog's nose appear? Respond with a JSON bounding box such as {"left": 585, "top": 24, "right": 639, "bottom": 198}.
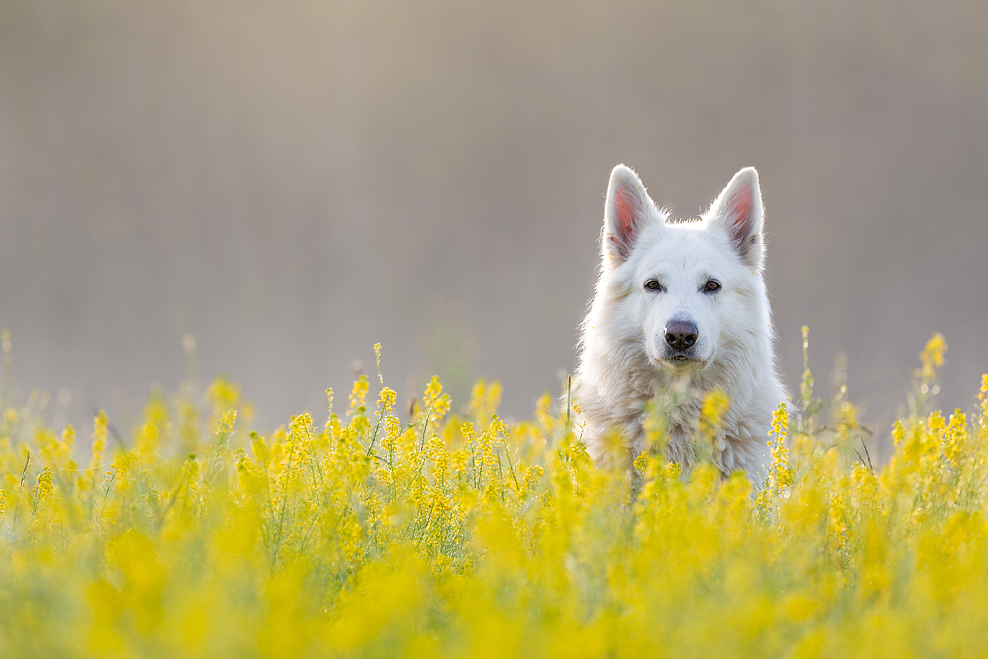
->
{"left": 664, "top": 320, "right": 698, "bottom": 350}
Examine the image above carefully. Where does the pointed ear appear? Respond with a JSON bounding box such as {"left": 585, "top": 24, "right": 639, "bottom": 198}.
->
{"left": 603, "top": 165, "right": 659, "bottom": 265}
{"left": 707, "top": 167, "right": 764, "bottom": 269}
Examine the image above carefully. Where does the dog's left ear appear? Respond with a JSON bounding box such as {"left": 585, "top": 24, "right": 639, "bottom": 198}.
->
{"left": 707, "top": 167, "right": 764, "bottom": 270}
{"left": 603, "top": 165, "right": 659, "bottom": 266}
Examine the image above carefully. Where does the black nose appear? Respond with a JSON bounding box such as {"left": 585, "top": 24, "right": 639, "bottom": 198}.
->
{"left": 664, "top": 320, "right": 698, "bottom": 350}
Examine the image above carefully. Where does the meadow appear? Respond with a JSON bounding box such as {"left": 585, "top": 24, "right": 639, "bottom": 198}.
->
{"left": 1, "top": 331, "right": 986, "bottom": 658}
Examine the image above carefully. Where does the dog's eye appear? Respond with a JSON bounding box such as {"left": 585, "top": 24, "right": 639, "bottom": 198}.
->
{"left": 644, "top": 280, "right": 663, "bottom": 292}
{"left": 704, "top": 280, "right": 721, "bottom": 293}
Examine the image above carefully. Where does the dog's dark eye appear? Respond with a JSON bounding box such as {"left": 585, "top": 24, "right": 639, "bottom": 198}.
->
{"left": 644, "top": 280, "right": 662, "bottom": 292}
{"left": 704, "top": 280, "right": 721, "bottom": 293}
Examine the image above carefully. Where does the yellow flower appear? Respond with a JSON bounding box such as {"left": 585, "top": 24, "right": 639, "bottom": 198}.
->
{"left": 91, "top": 410, "right": 109, "bottom": 469}
{"left": 348, "top": 375, "right": 369, "bottom": 418}
{"left": 699, "top": 388, "right": 730, "bottom": 440}
{"left": 919, "top": 332, "right": 947, "bottom": 381}
{"left": 3, "top": 337, "right": 988, "bottom": 657}
{"left": 377, "top": 387, "right": 397, "bottom": 415}
{"left": 979, "top": 374, "right": 988, "bottom": 419}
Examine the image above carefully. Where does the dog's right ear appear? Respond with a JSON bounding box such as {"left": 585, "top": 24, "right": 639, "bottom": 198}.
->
{"left": 706, "top": 167, "right": 764, "bottom": 270}
{"left": 603, "top": 165, "right": 658, "bottom": 265}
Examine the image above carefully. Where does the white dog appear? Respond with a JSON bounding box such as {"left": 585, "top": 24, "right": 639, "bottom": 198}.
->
{"left": 573, "top": 165, "right": 785, "bottom": 483}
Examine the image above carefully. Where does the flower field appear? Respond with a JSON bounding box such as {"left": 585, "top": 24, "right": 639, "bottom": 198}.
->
{"left": 1, "top": 334, "right": 987, "bottom": 658}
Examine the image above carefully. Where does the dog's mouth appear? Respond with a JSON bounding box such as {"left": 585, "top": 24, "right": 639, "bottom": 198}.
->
{"left": 646, "top": 339, "right": 708, "bottom": 369}
{"left": 663, "top": 352, "right": 706, "bottom": 368}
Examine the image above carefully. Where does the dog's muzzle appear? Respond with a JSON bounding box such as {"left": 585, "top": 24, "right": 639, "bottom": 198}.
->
{"left": 664, "top": 320, "right": 698, "bottom": 362}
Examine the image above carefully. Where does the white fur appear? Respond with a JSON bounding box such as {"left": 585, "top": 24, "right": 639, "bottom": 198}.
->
{"left": 573, "top": 165, "right": 786, "bottom": 483}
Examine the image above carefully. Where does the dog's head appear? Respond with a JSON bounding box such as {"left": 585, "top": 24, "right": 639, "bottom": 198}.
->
{"left": 599, "top": 165, "right": 767, "bottom": 372}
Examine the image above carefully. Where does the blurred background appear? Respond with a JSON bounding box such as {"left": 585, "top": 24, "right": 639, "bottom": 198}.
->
{"left": 1, "top": 0, "right": 986, "bottom": 456}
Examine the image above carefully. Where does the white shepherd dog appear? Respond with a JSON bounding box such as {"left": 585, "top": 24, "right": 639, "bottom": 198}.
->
{"left": 574, "top": 165, "right": 785, "bottom": 483}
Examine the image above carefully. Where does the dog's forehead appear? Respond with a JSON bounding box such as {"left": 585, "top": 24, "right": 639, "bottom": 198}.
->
{"left": 634, "top": 223, "right": 736, "bottom": 276}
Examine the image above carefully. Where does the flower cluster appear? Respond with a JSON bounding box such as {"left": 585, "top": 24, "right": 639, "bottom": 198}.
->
{"left": 0, "top": 335, "right": 986, "bottom": 657}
